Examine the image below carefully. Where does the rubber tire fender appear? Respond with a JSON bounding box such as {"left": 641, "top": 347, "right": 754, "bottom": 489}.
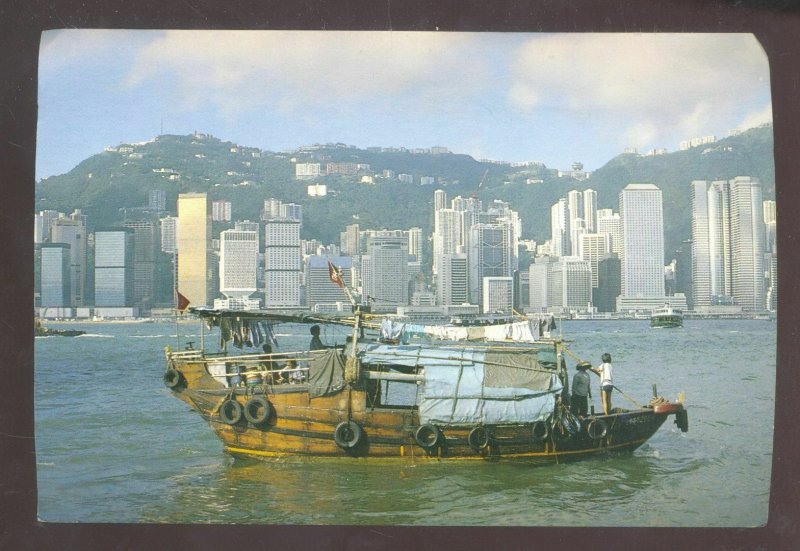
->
{"left": 586, "top": 418, "right": 608, "bottom": 439}
{"left": 220, "top": 399, "right": 244, "bottom": 425}
{"left": 674, "top": 409, "right": 689, "bottom": 433}
{"left": 414, "top": 424, "right": 443, "bottom": 450}
{"left": 467, "top": 426, "right": 491, "bottom": 452}
{"left": 531, "top": 420, "right": 550, "bottom": 442}
{"left": 334, "top": 420, "right": 364, "bottom": 449}
{"left": 163, "top": 368, "right": 183, "bottom": 389}
{"left": 243, "top": 396, "right": 273, "bottom": 425}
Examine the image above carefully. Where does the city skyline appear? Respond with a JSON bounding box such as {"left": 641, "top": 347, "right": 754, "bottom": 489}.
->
{"left": 37, "top": 31, "right": 771, "bottom": 180}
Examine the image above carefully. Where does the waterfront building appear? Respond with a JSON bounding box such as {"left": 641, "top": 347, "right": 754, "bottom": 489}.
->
{"left": 40, "top": 243, "right": 71, "bottom": 307}
{"left": 264, "top": 218, "right": 302, "bottom": 308}
{"left": 94, "top": 228, "right": 134, "bottom": 307}
{"left": 362, "top": 233, "right": 408, "bottom": 312}
{"left": 306, "top": 255, "right": 353, "bottom": 310}
{"left": 691, "top": 177, "right": 766, "bottom": 312}
{"left": 482, "top": 276, "right": 514, "bottom": 314}
{"left": 177, "top": 193, "right": 212, "bottom": 307}
{"left": 219, "top": 229, "right": 259, "bottom": 300}
{"left": 467, "top": 222, "right": 514, "bottom": 312}
{"left": 436, "top": 253, "right": 469, "bottom": 307}
{"left": 123, "top": 220, "right": 158, "bottom": 312}
{"left": 50, "top": 210, "right": 88, "bottom": 307}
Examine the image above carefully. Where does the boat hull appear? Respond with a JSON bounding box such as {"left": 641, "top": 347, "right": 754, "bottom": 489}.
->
{"left": 166, "top": 354, "right": 684, "bottom": 463}
{"left": 650, "top": 315, "right": 683, "bottom": 328}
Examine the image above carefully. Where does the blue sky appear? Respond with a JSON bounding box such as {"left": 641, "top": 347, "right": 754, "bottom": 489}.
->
{"left": 37, "top": 31, "right": 772, "bottom": 180}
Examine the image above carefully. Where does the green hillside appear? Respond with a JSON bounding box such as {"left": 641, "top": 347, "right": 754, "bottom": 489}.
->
{"left": 35, "top": 125, "right": 775, "bottom": 258}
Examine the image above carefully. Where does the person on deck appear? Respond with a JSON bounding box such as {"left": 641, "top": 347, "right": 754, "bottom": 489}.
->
{"left": 590, "top": 353, "right": 614, "bottom": 415}
{"left": 309, "top": 325, "right": 326, "bottom": 350}
{"left": 570, "top": 361, "right": 593, "bottom": 418}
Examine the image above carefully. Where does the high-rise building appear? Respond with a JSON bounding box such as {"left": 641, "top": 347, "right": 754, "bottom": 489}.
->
{"left": 595, "top": 253, "right": 621, "bottom": 312}
{"left": 34, "top": 210, "right": 62, "bottom": 244}
{"left": 550, "top": 199, "right": 569, "bottom": 257}
{"left": 436, "top": 253, "right": 469, "bottom": 307}
{"left": 219, "top": 229, "right": 259, "bottom": 299}
{"left": 50, "top": 210, "right": 88, "bottom": 307}
{"left": 528, "top": 256, "right": 555, "bottom": 312}
{"left": 597, "top": 209, "right": 621, "bottom": 254}
{"left": 467, "top": 222, "right": 514, "bottom": 311}
{"left": 262, "top": 198, "right": 283, "bottom": 220}
{"left": 583, "top": 189, "right": 598, "bottom": 234}
{"left": 263, "top": 218, "right": 301, "bottom": 308}
{"left": 123, "top": 220, "right": 158, "bottom": 312}
{"left": 148, "top": 189, "right": 166, "bottom": 212}
{"left": 340, "top": 223, "right": 360, "bottom": 256}
{"left": 433, "top": 208, "right": 464, "bottom": 275}
{"left": 691, "top": 177, "right": 766, "bottom": 311}
{"left": 550, "top": 257, "right": 592, "bottom": 312}
{"left": 235, "top": 220, "right": 260, "bottom": 233}
{"left": 306, "top": 255, "right": 353, "bottom": 309}
{"left": 567, "top": 190, "right": 584, "bottom": 255}
{"left": 40, "top": 243, "right": 71, "bottom": 307}
{"left": 160, "top": 215, "right": 178, "bottom": 254}
{"left": 580, "top": 233, "right": 612, "bottom": 289}
{"left": 280, "top": 203, "right": 303, "bottom": 225}
{"left": 94, "top": 229, "right": 134, "bottom": 307}
{"left": 212, "top": 199, "right": 232, "bottom": 222}
{"left": 763, "top": 199, "right": 776, "bottom": 254}
{"left": 363, "top": 233, "right": 408, "bottom": 312}
{"left": 177, "top": 193, "right": 211, "bottom": 307}
{"left": 482, "top": 276, "right": 514, "bottom": 314}
{"left": 406, "top": 227, "right": 423, "bottom": 261}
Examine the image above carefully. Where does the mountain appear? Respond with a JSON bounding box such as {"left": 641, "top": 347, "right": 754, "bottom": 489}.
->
{"left": 35, "top": 125, "right": 775, "bottom": 259}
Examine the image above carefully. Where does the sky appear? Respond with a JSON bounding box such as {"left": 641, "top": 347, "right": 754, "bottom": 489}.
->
{"left": 36, "top": 31, "right": 772, "bottom": 181}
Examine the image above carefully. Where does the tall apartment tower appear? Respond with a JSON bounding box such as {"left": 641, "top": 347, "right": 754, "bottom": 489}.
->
{"left": 40, "top": 243, "right": 71, "bottom": 307}
{"left": 219, "top": 229, "right": 259, "bottom": 299}
{"left": 160, "top": 215, "right": 178, "bottom": 254}
{"left": 433, "top": 208, "right": 464, "bottom": 275}
{"left": 618, "top": 184, "right": 666, "bottom": 309}
{"left": 436, "top": 253, "right": 469, "bottom": 307}
{"left": 148, "top": 189, "right": 166, "bottom": 212}
{"left": 406, "top": 227, "right": 423, "bottom": 260}
{"left": 263, "top": 218, "right": 301, "bottom": 308}
{"left": 583, "top": 188, "right": 598, "bottom": 234}
{"left": 567, "top": 190, "right": 584, "bottom": 255}
{"left": 363, "top": 234, "right": 409, "bottom": 312}
{"left": 550, "top": 199, "right": 569, "bottom": 257}
{"left": 212, "top": 200, "right": 232, "bottom": 222}
{"left": 763, "top": 199, "right": 776, "bottom": 254}
{"left": 580, "top": 232, "right": 612, "bottom": 289}
{"left": 177, "top": 193, "right": 211, "bottom": 307}
{"left": 691, "top": 177, "right": 766, "bottom": 311}
{"left": 50, "top": 210, "right": 88, "bottom": 307}
{"left": 94, "top": 229, "right": 134, "bottom": 307}
{"left": 34, "top": 210, "right": 62, "bottom": 244}
{"left": 340, "top": 223, "right": 361, "bottom": 256}
{"left": 597, "top": 209, "right": 622, "bottom": 254}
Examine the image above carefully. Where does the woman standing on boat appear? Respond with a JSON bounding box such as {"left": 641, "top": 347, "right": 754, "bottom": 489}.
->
{"left": 591, "top": 353, "right": 614, "bottom": 415}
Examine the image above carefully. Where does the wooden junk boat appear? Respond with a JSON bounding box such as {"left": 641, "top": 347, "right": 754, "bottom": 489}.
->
{"left": 163, "top": 306, "right": 688, "bottom": 463}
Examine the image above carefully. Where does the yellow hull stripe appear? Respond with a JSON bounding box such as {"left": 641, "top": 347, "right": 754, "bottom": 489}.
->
{"left": 225, "top": 437, "right": 649, "bottom": 462}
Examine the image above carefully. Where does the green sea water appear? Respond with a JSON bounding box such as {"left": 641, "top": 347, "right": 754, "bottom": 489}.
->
{"left": 34, "top": 319, "right": 775, "bottom": 526}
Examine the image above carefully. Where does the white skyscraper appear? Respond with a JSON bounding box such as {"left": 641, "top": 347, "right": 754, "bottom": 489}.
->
{"left": 583, "top": 189, "right": 598, "bottom": 234}
{"left": 263, "top": 218, "right": 301, "bottom": 308}
{"left": 690, "top": 181, "right": 713, "bottom": 309}
{"left": 212, "top": 199, "right": 232, "bottom": 222}
{"left": 580, "top": 233, "right": 612, "bottom": 288}
{"left": 550, "top": 199, "right": 569, "bottom": 257}
{"left": 567, "top": 189, "right": 584, "bottom": 255}
{"left": 406, "top": 227, "right": 423, "bottom": 260}
{"left": 617, "top": 184, "right": 666, "bottom": 310}
{"left": 763, "top": 199, "right": 776, "bottom": 254}
{"left": 437, "top": 253, "right": 469, "bottom": 307}
{"left": 219, "top": 229, "right": 259, "bottom": 298}
{"left": 433, "top": 208, "right": 463, "bottom": 275}
{"left": 363, "top": 233, "right": 408, "bottom": 312}
{"left": 730, "top": 176, "right": 765, "bottom": 311}
{"left": 50, "top": 210, "right": 88, "bottom": 307}
{"left": 482, "top": 276, "right": 514, "bottom": 314}
{"left": 160, "top": 215, "right": 178, "bottom": 255}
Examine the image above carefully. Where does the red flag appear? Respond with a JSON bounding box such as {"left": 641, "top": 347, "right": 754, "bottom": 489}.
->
{"left": 176, "top": 290, "right": 190, "bottom": 311}
{"left": 327, "top": 261, "right": 345, "bottom": 288}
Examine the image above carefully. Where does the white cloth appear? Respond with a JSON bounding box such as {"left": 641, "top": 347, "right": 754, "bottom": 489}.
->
{"left": 599, "top": 362, "right": 614, "bottom": 387}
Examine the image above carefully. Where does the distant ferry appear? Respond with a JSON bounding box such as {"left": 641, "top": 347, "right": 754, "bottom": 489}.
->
{"left": 650, "top": 304, "right": 683, "bottom": 328}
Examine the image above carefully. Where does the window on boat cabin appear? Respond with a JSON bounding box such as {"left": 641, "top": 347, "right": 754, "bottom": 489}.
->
{"left": 365, "top": 366, "right": 418, "bottom": 409}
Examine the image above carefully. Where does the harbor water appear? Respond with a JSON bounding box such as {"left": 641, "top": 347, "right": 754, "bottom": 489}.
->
{"left": 34, "top": 319, "right": 775, "bottom": 526}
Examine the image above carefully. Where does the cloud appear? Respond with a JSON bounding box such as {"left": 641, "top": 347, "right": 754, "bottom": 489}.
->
{"left": 736, "top": 103, "right": 773, "bottom": 131}
{"left": 122, "top": 31, "right": 491, "bottom": 120}
{"left": 508, "top": 33, "right": 770, "bottom": 148}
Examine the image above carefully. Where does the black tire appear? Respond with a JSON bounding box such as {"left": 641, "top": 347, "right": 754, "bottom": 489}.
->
{"left": 333, "top": 421, "right": 364, "bottom": 449}
{"left": 468, "top": 426, "right": 490, "bottom": 452}
{"left": 587, "top": 419, "right": 608, "bottom": 439}
{"left": 414, "top": 424, "right": 443, "bottom": 450}
{"left": 220, "top": 399, "right": 243, "bottom": 425}
{"left": 163, "top": 368, "right": 183, "bottom": 389}
{"left": 531, "top": 420, "right": 550, "bottom": 442}
{"left": 674, "top": 409, "right": 689, "bottom": 433}
{"left": 243, "top": 396, "right": 273, "bottom": 425}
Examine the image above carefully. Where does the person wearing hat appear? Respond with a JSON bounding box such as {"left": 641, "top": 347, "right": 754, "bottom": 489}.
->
{"left": 571, "top": 361, "right": 593, "bottom": 418}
